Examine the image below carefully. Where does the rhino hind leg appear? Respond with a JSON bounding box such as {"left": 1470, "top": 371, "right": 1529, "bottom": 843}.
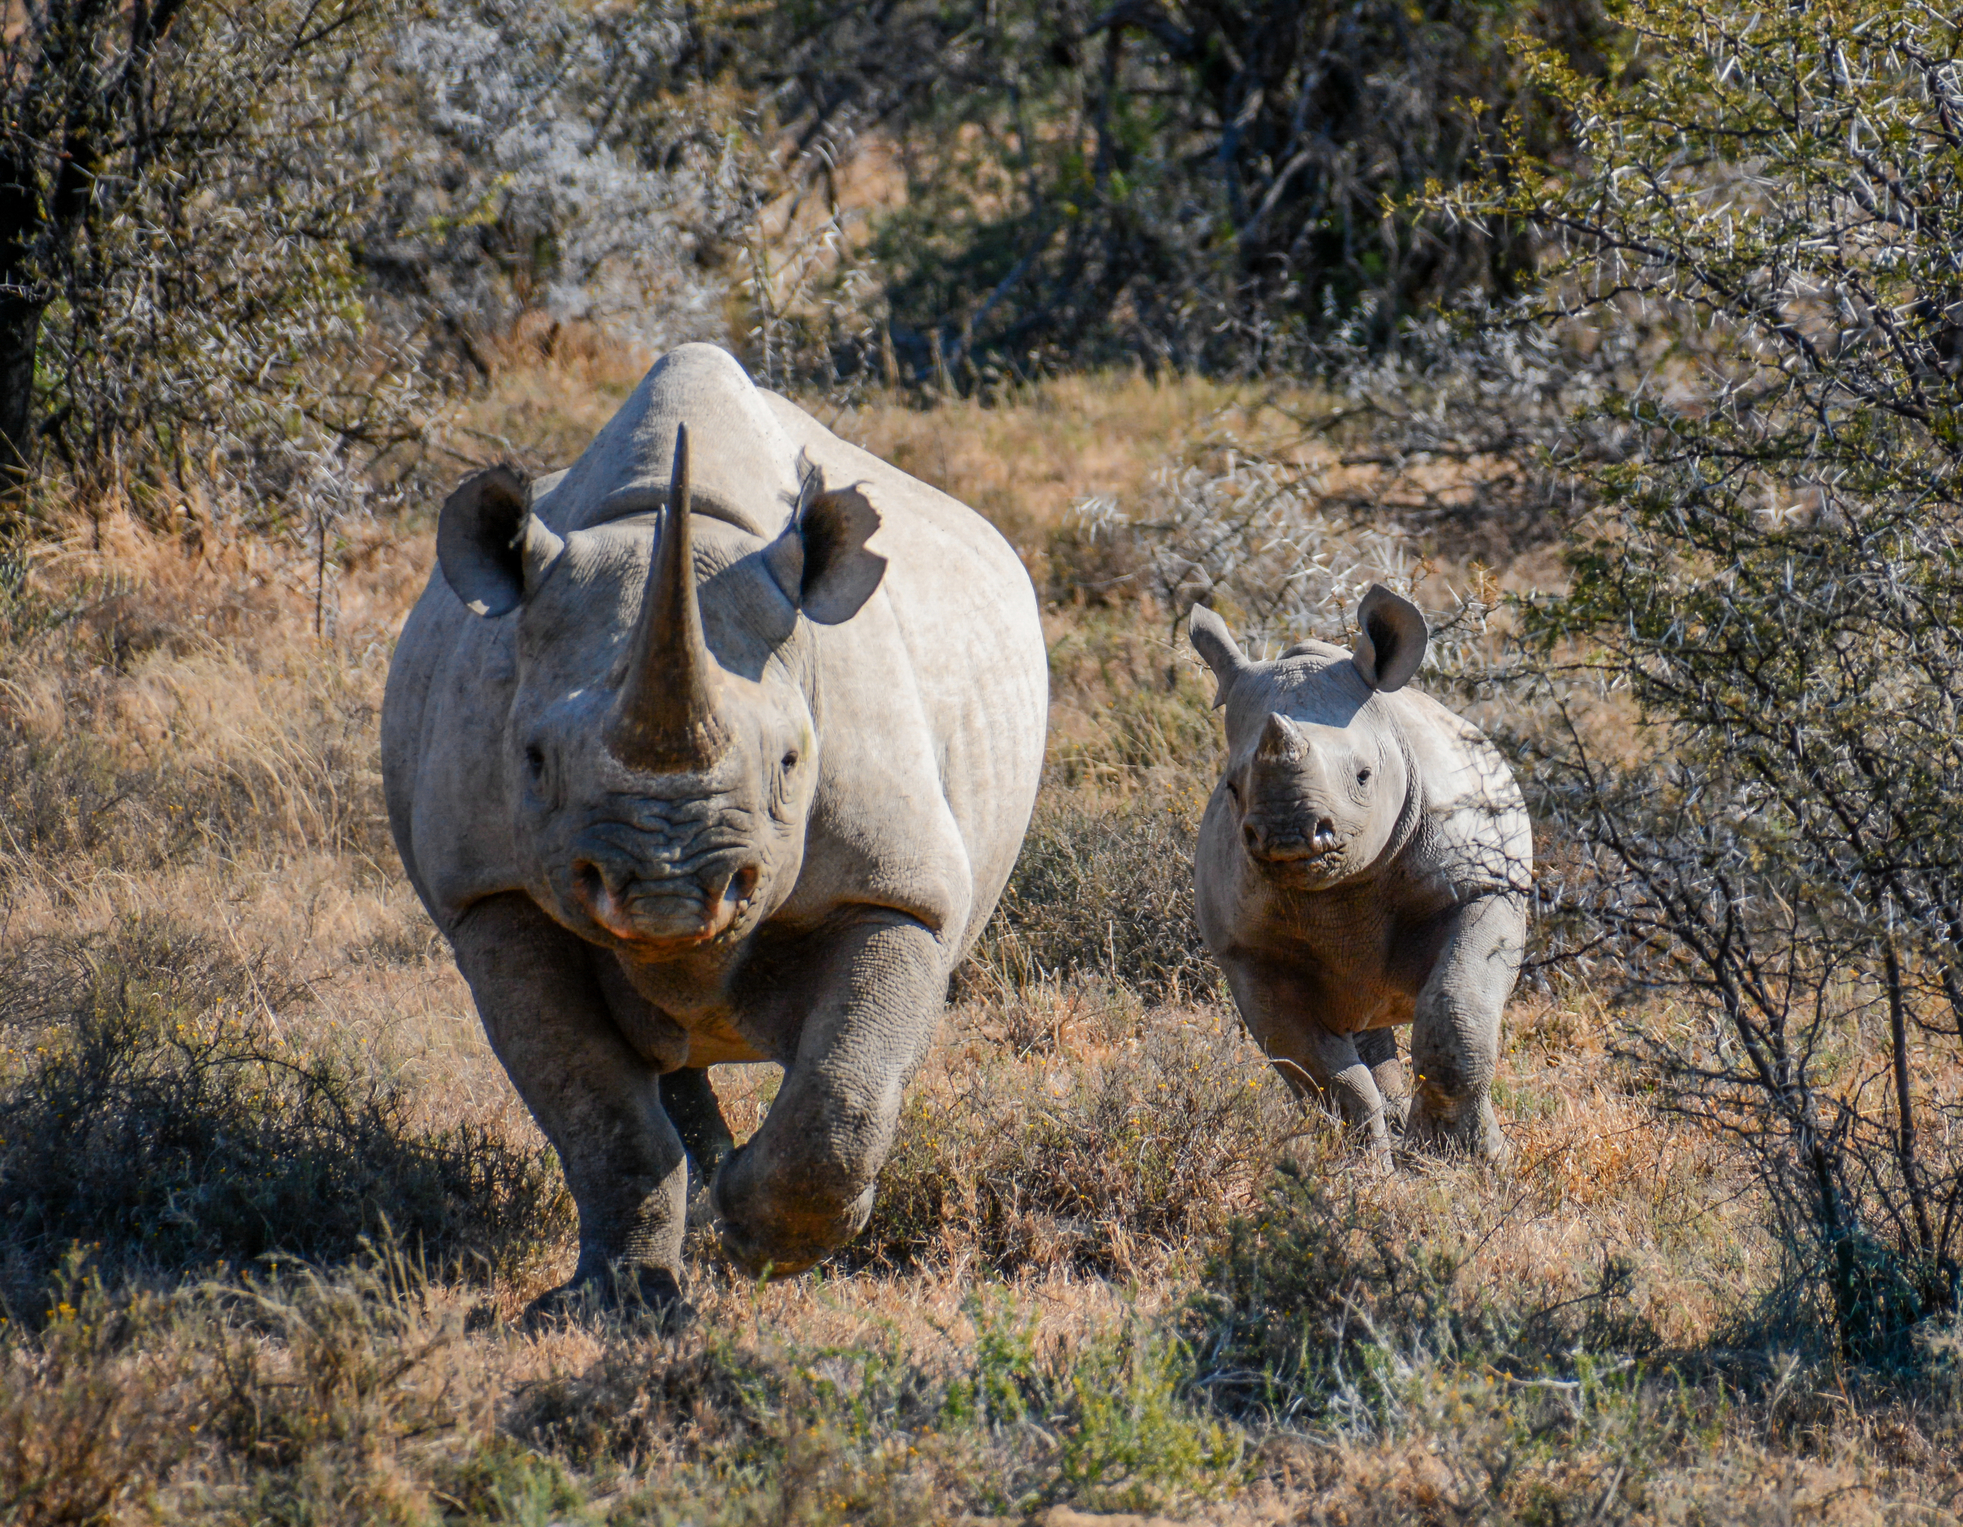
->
{"left": 660, "top": 1067, "right": 735, "bottom": 1183}
{"left": 1405, "top": 893, "right": 1525, "bottom": 1162}
{"left": 1356, "top": 1026, "right": 1409, "bottom": 1134}
{"left": 449, "top": 893, "right": 691, "bottom": 1323}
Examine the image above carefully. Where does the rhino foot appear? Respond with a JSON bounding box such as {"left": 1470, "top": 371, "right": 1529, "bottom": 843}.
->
{"left": 521, "top": 1264, "right": 694, "bottom": 1333}
{"left": 711, "top": 1164, "right": 876, "bottom": 1280}
{"left": 1403, "top": 1094, "right": 1508, "bottom": 1163}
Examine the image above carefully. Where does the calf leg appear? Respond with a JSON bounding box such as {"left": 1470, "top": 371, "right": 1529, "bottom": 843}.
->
{"left": 1406, "top": 893, "right": 1524, "bottom": 1161}
{"left": 450, "top": 893, "right": 688, "bottom": 1317}
{"left": 1356, "top": 1026, "right": 1409, "bottom": 1132}
{"left": 1220, "top": 955, "right": 1393, "bottom": 1155}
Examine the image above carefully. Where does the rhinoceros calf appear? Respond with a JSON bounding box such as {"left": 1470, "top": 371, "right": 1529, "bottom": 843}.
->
{"left": 382, "top": 344, "right": 1046, "bottom": 1313}
{"left": 1188, "top": 587, "right": 1530, "bottom": 1159}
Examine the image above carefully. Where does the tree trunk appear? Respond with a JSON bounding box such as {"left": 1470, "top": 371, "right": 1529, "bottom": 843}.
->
{"left": 0, "top": 293, "right": 41, "bottom": 513}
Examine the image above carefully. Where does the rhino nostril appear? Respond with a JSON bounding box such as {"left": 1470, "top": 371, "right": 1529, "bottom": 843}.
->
{"left": 572, "top": 859, "right": 609, "bottom": 911}
{"left": 1314, "top": 818, "right": 1339, "bottom": 848}
{"left": 705, "top": 862, "right": 760, "bottom": 910}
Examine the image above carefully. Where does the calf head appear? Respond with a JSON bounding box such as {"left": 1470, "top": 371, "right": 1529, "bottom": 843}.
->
{"left": 1191, "top": 586, "right": 1427, "bottom": 888}
{"left": 438, "top": 426, "right": 885, "bottom": 962}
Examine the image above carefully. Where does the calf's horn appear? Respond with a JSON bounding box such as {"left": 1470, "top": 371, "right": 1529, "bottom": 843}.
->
{"left": 605, "top": 423, "right": 732, "bottom": 771}
{"left": 1258, "top": 713, "right": 1305, "bottom": 762}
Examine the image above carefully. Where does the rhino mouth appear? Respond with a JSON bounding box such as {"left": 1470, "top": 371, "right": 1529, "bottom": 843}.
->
{"left": 1242, "top": 815, "right": 1345, "bottom": 869}
{"left": 565, "top": 855, "right": 762, "bottom": 953}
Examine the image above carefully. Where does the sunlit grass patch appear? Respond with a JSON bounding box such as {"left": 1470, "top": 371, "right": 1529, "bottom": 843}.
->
{"left": 856, "top": 996, "right": 1289, "bottom": 1279}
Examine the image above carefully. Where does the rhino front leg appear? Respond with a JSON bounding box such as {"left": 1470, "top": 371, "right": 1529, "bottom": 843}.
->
{"left": 712, "top": 908, "right": 946, "bottom": 1277}
{"left": 450, "top": 893, "right": 690, "bottom": 1319}
{"left": 1221, "top": 954, "right": 1394, "bottom": 1155}
{"left": 1405, "top": 892, "right": 1525, "bottom": 1161}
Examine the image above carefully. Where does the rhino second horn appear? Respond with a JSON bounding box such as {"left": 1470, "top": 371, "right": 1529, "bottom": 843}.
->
{"left": 604, "top": 422, "right": 733, "bottom": 772}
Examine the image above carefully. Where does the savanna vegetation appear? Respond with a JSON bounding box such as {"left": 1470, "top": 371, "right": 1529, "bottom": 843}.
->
{"left": 2, "top": 0, "right": 1961, "bottom": 1522}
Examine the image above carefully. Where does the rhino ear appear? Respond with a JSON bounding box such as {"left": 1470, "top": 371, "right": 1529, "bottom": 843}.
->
{"left": 764, "top": 470, "right": 887, "bottom": 625}
{"left": 1188, "top": 604, "right": 1250, "bottom": 708}
{"left": 437, "top": 465, "right": 565, "bottom": 618}
{"left": 1351, "top": 584, "right": 1427, "bottom": 693}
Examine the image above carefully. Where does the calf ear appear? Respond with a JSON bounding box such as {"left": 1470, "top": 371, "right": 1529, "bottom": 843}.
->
{"left": 437, "top": 465, "right": 565, "bottom": 618}
{"left": 1188, "top": 604, "right": 1250, "bottom": 708}
{"left": 764, "top": 468, "right": 888, "bottom": 625}
{"left": 1351, "top": 584, "right": 1427, "bottom": 692}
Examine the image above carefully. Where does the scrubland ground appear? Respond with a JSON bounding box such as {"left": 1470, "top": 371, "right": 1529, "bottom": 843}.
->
{"left": 2, "top": 349, "right": 1960, "bottom": 1525}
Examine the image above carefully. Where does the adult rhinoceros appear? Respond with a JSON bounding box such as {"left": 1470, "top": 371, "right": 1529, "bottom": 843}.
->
{"left": 1187, "top": 587, "right": 1530, "bottom": 1161}
{"left": 382, "top": 344, "right": 1047, "bottom": 1315}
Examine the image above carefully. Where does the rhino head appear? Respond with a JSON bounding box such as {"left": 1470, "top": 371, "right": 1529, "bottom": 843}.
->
{"left": 1189, "top": 585, "right": 1428, "bottom": 889}
{"left": 436, "top": 425, "right": 885, "bottom": 966}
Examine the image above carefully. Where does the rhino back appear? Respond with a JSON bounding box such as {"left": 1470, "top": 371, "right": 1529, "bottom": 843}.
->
{"left": 539, "top": 344, "right": 801, "bottom": 536}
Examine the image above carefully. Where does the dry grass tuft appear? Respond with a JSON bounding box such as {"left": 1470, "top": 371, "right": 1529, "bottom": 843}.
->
{"left": 857, "top": 998, "right": 1291, "bottom": 1279}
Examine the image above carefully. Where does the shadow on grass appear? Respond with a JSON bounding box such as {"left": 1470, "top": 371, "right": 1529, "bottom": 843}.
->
{"left": 0, "top": 914, "right": 570, "bottom": 1309}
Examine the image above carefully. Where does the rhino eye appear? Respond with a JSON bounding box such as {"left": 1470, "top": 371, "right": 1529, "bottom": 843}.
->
{"left": 1225, "top": 780, "right": 1240, "bottom": 804}
{"left": 524, "top": 743, "right": 547, "bottom": 781}
{"left": 1356, "top": 765, "right": 1373, "bottom": 784}
{"left": 781, "top": 748, "right": 800, "bottom": 771}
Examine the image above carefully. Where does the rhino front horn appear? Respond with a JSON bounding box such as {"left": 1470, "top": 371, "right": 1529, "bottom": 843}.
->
{"left": 605, "top": 423, "right": 733, "bottom": 772}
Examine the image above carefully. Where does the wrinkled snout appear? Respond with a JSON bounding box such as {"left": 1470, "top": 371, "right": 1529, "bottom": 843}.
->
{"left": 1242, "top": 813, "right": 1342, "bottom": 865}
{"left": 566, "top": 848, "right": 760, "bottom": 950}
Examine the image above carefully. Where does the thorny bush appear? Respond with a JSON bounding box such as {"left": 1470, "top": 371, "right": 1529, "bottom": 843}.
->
{"left": 1443, "top": 0, "right": 1963, "bottom": 1358}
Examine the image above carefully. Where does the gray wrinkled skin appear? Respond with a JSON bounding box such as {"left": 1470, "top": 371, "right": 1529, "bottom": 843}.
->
{"left": 382, "top": 345, "right": 1047, "bottom": 1308}
{"left": 1188, "top": 589, "right": 1531, "bottom": 1160}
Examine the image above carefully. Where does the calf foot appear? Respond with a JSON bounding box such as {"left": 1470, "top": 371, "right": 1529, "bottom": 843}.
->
{"left": 1404, "top": 1090, "right": 1507, "bottom": 1162}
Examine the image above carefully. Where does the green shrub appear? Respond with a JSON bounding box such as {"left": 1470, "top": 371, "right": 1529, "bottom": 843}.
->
{"left": 1056, "top": 1313, "right": 1244, "bottom": 1514}
{"left": 1442, "top": 0, "right": 1963, "bottom": 1359}
{"left": 753, "top": 0, "right": 1615, "bottom": 378}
